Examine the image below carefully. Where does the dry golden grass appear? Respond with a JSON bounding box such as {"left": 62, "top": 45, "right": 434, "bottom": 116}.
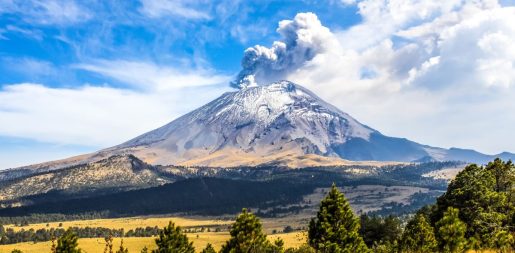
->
{"left": 0, "top": 215, "right": 308, "bottom": 252}
{"left": 5, "top": 216, "right": 232, "bottom": 232}
{"left": 269, "top": 231, "right": 307, "bottom": 248}
{"left": 0, "top": 231, "right": 306, "bottom": 253}
{"left": 0, "top": 237, "right": 156, "bottom": 253}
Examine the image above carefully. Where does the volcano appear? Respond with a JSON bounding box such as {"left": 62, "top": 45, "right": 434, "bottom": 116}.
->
{"left": 11, "top": 80, "right": 515, "bottom": 171}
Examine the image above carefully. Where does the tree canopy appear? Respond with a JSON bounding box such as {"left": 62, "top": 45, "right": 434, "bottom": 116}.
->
{"left": 308, "top": 184, "right": 369, "bottom": 253}
{"left": 400, "top": 213, "right": 437, "bottom": 253}
{"left": 220, "top": 208, "right": 271, "bottom": 253}
{"left": 152, "top": 222, "right": 195, "bottom": 253}
{"left": 56, "top": 229, "right": 81, "bottom": 253}
{"left": 432, "top": 158, "right": 514, "bottom": 248}
{"left": 435, "top": 207, "right": 467, "bottom": 253}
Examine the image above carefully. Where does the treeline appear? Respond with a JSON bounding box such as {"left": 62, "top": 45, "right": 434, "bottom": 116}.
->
{"left": 0, "top": 224, "right": 231, "bottom": 245}
{"left": 0, "top": 212, "right": 111, "bottom": 226}
{"left": 0, "top": 226, "right": 142, "bottom": 244}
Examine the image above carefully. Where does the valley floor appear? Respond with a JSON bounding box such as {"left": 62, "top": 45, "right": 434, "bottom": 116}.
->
{"left": 0, "top": 232, "right": 306, "bottom": 252}
{"left": 0, "top": 215, "right": 307, "bottom": 252}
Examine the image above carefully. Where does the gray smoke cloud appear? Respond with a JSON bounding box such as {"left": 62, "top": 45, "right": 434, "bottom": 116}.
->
{"left": 231, "top": 12, "right": 334, "bottom": 89}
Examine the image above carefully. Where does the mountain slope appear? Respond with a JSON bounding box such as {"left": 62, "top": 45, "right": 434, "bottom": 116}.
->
{"left": 0, "top": 155, "right": 173, "bottom": 205}
{"left": 100, "top": 81, "right": 376, "bottom": 166}
{"left": 97, "top": 81, "right": 513, "bottom": 166}
{"left": 6, "top": 80, "right": 515, "bottom": 173}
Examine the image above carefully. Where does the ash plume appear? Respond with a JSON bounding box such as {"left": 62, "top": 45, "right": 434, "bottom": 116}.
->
{"left": 231, "top": 12, "right": 334, "bottom": 89}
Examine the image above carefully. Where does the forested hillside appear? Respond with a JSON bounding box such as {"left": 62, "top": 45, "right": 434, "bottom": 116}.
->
{"left": 2, "top": 158, "right": 511, "bottom": 253}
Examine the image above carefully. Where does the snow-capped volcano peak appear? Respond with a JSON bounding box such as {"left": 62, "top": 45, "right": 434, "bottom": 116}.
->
{"left": 111, "top": 81, "right": 376, "bottom": 165}
{"left": 12, "top": 81, "right": 515, "bottom": 170}
{"left": 90, "top": 80, "right": 514, "bottom": 166}
{"left": 197, "top": 80, "right": 373, "bottom": 139}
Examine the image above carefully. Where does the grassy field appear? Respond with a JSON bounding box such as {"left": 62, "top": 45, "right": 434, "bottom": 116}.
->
{"left": 0, "top": 215, "right": 307, "bottom": 252}
{"left": 0, "top": 215, "right": 498, "bottom": 253}
{"left": 4, "top": 215, "right": 233, "bottom": 232}
{"left": 0, "top": 231, "right": 306, "bottom": 253}
{"left": 0, "top": 233, "right": 495, "bottom": 253}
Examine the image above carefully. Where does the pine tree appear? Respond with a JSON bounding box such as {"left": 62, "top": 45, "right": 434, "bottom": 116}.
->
{"left": 436, "top": 207, "right": 467, "bottom": 253}
{"left": 493, "top": 230, "right": 514, "bottom": 253}
{"left": 434, "top": 162, "right": 508, "bottom": 246}
{"left": 104, "top": 235, "right": 114, "bottom": 253}
{"left": 400, "top": 213, "right": 437, "bottom": 253}
{"left": 51, "top": 236, "right": 57, "bottom": 253}
{"left": 201, "top": 243, "right": 216, "bottom": 253}
{"left": 152, "top": 221, "right": 195, "bottom": 253}
{"left": 115, "top": 239, "right": 129, "bottom": 253}
{"left": 359, "top": 214, "right": 401, "bottom": 248}
{"left": 284, "top": 244, "right": 315, "bottom": 253}
{"left": 220, "top": 208, "right": 271, "bottom": 253}
{"left": 56, "top": 229, "right": 82, "bottom": 253}
{"left": 308, "top": 184, "right": 369, "bottom": 253}
{"left": 272, "top": 238, "right": 285, "bottom": 253}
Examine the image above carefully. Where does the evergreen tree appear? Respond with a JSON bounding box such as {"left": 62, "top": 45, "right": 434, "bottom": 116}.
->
{"left": 201, "top": 243, "right": 216, "bottom": 253}
{"left": 104, "top": 235, "right": 114, "bottom": 253}
{"left": 51, "top": 236, "right": 57, "bottom": 253}
{"left": 359, "top": 215, "right": 401, "bottom": 248}
{"left": 486, "top": 158, "right": 514, "bottom": 193}
{"left": 493, "top": 230, "right": 513, "bottom": 253}
{"left": 400, "top": 213, "right": 437, "bottom": 253}
{"left": 433, "top": 160, "right": 514, "bottom": 247}
{"left": 220, "top": 208, "right": 271, "bottom": 253}
{"left": 152, "top": 221, "right": 194, "bottom": 253}
{"left": 436, "top": 207, "right": 467, "bottom": 253}
{"left": 115, "top": 239, "right": 129, "bottom": 253}
{"left": 270, "top": 238, "right": 285, "bottom": 253}
{"left": 308, "top": 184, "right": 368, "bottom": 253}
{"left": 284, "top": 244, "right": 315, "bottom": 253}
{"left": 56, "top": 229, "right": 82, "bottom": 253}
{"left": 465, "top": 233, "right": 481, "bottom": 252}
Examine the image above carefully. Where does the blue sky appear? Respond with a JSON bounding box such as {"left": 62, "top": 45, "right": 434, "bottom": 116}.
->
{"left": 1, "top": 0, "right": 515, "bottom": 169}
{"left": 0, "top": 1, "right": 360, "bottom": 87}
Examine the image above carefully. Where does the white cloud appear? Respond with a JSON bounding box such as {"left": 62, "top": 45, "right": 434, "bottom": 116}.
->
{"left": 0, "top": 58, "right": 232, "bottom": 150}
{"left": 0, "top": 82, "right": 230, "bottom": 147}
{"left": 252, "top": 1, "right": 515, "bottom": 154}
{"left": 340, "top": 0, "right": 357, "bottom": 5}
{"left": 0, "top": 0, "right": 92, "bottom": 26}
{"left": 229, "top": 23, "right": 269, "bottom": 44}
{"left": 3, "top": 25, "right": 43, "bottom": 40}
{"left": 139, "top": 0, "right": 211, "bottom": 20}
{"left": 1, "top": 57, "right": 56, "bottom": 77}
{"left": 74, "top": 59, "right": 231, "bottom": 91}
